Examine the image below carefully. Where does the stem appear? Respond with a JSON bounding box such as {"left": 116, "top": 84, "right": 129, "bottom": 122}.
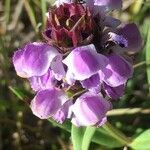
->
{"left": 107, "top": 108, "right": 150, "bottom": 116}
{"left": 71, "top": 89, "right": 87, "bottom": 98}
{"left": 102, "top": 122, "right": 131, "bottom": 146}
{"left": 82, "top": 127, "right": 96, "bottom": 150}
{"left": 133, "top": 61, "right": 146, "bottom": 68}
{"left": 71, "top": 125, "right": 85, "bottom": 150}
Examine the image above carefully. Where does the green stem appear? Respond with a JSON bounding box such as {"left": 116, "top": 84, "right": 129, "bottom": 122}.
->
{"left": 102, "top": 122, "right": 131, "bottom": 146}
{"left": 71, "top": 125, "right": 85, "bottom": 150}
{"left": 82, "top": 127, "right": 96, "bottom": 150}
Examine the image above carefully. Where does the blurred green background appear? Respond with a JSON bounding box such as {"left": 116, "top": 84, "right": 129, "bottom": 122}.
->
{"left": 0, "top": 0, "right": 150, "bottom": 149}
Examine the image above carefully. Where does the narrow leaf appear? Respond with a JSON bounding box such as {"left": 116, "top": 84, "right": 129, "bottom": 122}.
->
{"left": 9, "top": 86, "right": 24, "bottom": 100}
{"left": 4, "top": 0, "right": 11, "bottom": 23}
{"left": 93, "top": 128, "right": 123, "bottom": 148}
{"left": 24, "top": 0, "right": 37, "bottom": 32}
{"left": 71, "top": 125, "right": 85, "bottom": 150}
{"left": 146, "top": 26, "right": 150, "bottom": 92}
{"left": 41, "top": 0, "right": 47, "bottom": 28}
{"left": 130, "top": 130, "right": 150, "bottom": 150}
{"left": 82, "top": 127, "right": 96, "bottom": 150}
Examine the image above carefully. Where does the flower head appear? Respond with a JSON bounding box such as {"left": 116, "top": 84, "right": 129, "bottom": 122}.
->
{"left": 12, "top": 0, "right": 142, "bottom": 126}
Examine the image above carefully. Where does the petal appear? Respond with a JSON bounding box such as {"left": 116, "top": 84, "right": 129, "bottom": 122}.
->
{"left": 29, "top": 69, "right": 57, "bottom": 91}
{"left": 30, "top": 88, "right": 68, "bottom": 119}
{"left": 53, "top": 100, "right": 72, "bottom": 124}
{"left": 96, "top": 117, "right": 107, "bottom": 127}
{"left": 13, "top": 49, "right": 27, "bottom": 78}
{"left": 63, "top": 44, "right": 108, "bottom": 80}
{"left": 51, "top": 55, "right": 66, "bottom": 81}
{"left": 103, "top": 83, "right": 125, "bottom": 99}
{"left": 117, "top": 23, "right": 142, "bottom": 52}
{"left": 108, "top": 32, "right": 128, "bottom": 48}
{"left": 13, "top": 42, "right": 60, "bottom": 78}
{"left": 65, "top": 70, "right": 76, "bottom": 85}
{"left": 81, "top": 73, "right": 101, "bottom": 93}
{"left": 71, "top": 92, "right": 111, "bottom": 126}
{"left": 23, "top": 42, "right": 59, "bottom": 77}
{"left": 94, "top": 0, "right": 122, "bottom": 10}
{"left": 99, "top": 54, "right": 133, "bottom": 87}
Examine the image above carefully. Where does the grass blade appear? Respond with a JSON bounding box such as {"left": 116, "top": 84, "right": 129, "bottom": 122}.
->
{"left": 23, "top": 0, "right": 38, "bottom": 32}
{"left": 146, "top": 25, "right": 150, "bottom": 92}
{"left": 4, "top": 0, "right": 11, "bottom": 23}
{"left": 41, "top": 0, "right": 47, "bottom": 28}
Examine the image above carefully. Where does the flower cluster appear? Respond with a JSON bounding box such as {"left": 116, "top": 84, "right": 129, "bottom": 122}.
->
{"left": 13, "top": 0, "right": 142, "bottom": 126}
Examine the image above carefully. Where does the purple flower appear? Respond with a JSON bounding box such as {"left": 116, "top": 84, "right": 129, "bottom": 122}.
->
{"left": 99, "top": 54, "right": 133, "bottom": 87}
{"left": 116, "top": 23, "right": 142, "bottom": 52}
{"left": 63, "top": 44, "right": 108, "bottom": 81}
{"left": 30, "top": 88, "right": 71, "bottom": 122}
{"left": 103, "top": 83, "right": 125, "bottom": 99}
{"left": 13, "top": 42, "right": 59, "bottom": 78}
{"left": 13, "top": 42, "right": 65, "bottom": 90}
{"left": 12, "top": 0, "right": 142, "bottom": 127}
{"left": 93, "top": 0, "right": 122, "bottom": 10}
{"left": 108, "top": 32, "right": 128, "bottom": 48}
{"left": 29, "top": 69, "right": 57, "bottom": 91}
{"left": 81, "top": 73, "right": 101, "bottom": 93}
{"left": 71, "top": 92, "right": 111, "bottom": 126}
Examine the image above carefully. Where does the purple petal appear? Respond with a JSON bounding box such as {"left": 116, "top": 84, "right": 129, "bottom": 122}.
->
{"left": 13, "top": 42, "right": 60, "bottom": 78}
{"left": 30, "top": 88, "right": 68, "bottom": 119}
{"left": 94, "top": 0, "right": 122, "bottom": 10}
{"left": 12, "top": 49, "right": 27, "bottom": 78}
{"left": 81, "top": 73, "right": 101, "bottom": 93}
{"left": 65, "top": 70, "right": 76, "bottom": 85}
{"left": 71, "top": 92, "right": 111, "bottom": 126}
{"left": 103, "top": 83, "right": 125, "bottom": 99}
{"left": 63, "top": 44, "right": 108, "bottom": 81}
{"left": 99, "top": 54, "right": 133, "bottom": 87}
{"left": 117, "top": 23, "right": 142, "bottom": 52}
{"left": 51, "top": 55, "right": 65, "bottom": 81}
{"left": 96, "top": 117, "right": 107, "bottom": 127}
{"left": 53, "top": 100, "right": 72, "bottom": 124}
{"left": 108, "top": 32, "right": 128, "bottom": 48}
{"left": 29, "top": 69, "right": 57, "bottom": 91}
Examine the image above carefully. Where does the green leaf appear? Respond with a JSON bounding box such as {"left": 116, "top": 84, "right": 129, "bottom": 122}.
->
{"left": 92, "top": 128, "right": 123, "bottom": 148}
{"left": 71, "top": 125, "right": 85, "bottom": 150}
{"left": 82, "top": 127, "right": 96, "bottom": 150}
{"left": 146, "top": 25, "right": 150, "bottom": 92}
{"left": 24, "top": 0, "right": 38, "bottom": 32}
{"left": 41, "top": 0, "right": 47, "bottom": 28}
{"left": 130, "top": 130, "right": 150, "bottom": 150}
{"left": 48, "top": 119, "right": 125, "bottom": 148}
{"left": 4, "top": 0, "right": 11, "bottom": 23}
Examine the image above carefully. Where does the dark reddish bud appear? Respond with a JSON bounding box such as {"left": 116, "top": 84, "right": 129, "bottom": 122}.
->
{"left": 43, "top": 3, "right": 101, "bottom": 52}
